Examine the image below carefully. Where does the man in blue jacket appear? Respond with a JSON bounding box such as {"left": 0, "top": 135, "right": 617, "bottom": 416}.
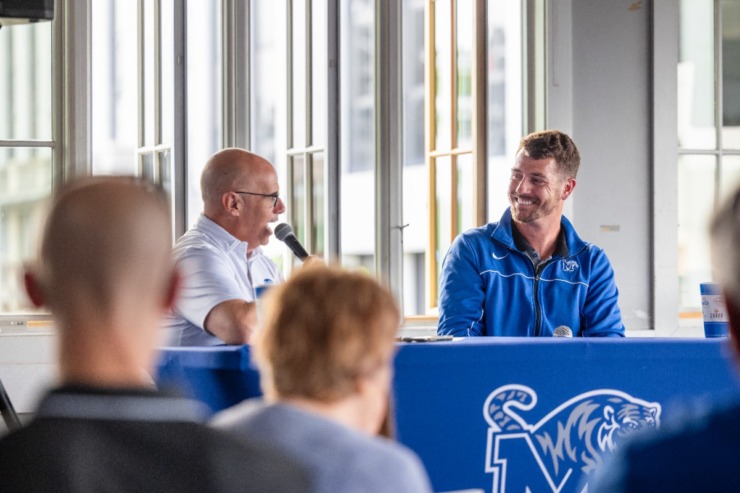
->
{"left": 438, "top": 130, "right": 625, "bottom": 337}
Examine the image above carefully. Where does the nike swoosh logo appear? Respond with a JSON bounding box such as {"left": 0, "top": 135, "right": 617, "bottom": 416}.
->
{"left": 492, "top": 252, "right": 509, "bottom": 260}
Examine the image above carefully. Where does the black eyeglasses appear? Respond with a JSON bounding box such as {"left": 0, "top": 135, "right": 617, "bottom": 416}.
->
{"left": 233, "top": 191, "right": 280, "bottom": 208}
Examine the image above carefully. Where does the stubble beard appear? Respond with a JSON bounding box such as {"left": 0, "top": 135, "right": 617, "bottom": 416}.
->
{"left": 510, "top": 195, "right": 558, "bottom": 224}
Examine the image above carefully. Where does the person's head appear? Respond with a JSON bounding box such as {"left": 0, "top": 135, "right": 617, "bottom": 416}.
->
{"left": 201, "top": 148, "right": 286, "bottom": 251}
{"left": 710, "top": 188, "right": 740, "bottom": 354}
{"left": 509, "top": 130, "right": 578, "bottom": 224}
{"left": 256, "top": 266, "right": 400, "bottom": 433}
{"left": 516, "top": 130, "right": 581, "bottom": 179}
{"left": 24, "top": 177, "right": 179, "bottom": 373}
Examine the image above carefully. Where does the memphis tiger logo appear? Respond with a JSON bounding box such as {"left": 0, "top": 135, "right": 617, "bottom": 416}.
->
{"left": 483, "top": 384, "right": 661, "bottom": 493}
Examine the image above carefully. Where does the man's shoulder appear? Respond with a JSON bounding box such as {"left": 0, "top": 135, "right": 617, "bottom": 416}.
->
{"left": 456, "top": 222, "right": 497, "bottom": 244}
{"left": 597, "top": 400, "right": 740, "bottom": 491}
{"left": 173, "top": 226, "right": 239, "bottom": 264}
{"left": 634, "top": 399, "right": 740, "bottom": 452}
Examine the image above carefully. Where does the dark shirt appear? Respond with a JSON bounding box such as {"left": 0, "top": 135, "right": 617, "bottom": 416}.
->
{"left": 511, "top": 222, "right": 569, "bottom": 270}
{"left": 0, "top": 385, "right": 311, "bottom": 492}
{"left": 590, "top": 398, "right": 740, "bottom": 492}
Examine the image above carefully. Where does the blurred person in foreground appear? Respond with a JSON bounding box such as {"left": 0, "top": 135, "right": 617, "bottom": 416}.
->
{"left": 590, "top": 186, "right": 740, "bottom": 492}
{"left": 212, "top": 266, "right": 433, "bottom": 493}
{"left": 163, "top": 148, "right": 288, "bottom": 346}
{"left": 0, "top": 177, "right": 308, "bottom": 492}
{"left": 438, "top": 129, "right": 625, "bottom": 337}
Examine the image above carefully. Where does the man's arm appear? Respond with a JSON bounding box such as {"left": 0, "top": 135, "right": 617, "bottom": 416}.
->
{"left": 437, "top": 235, "right": 486, "bottom": 337}
{"left": 203, "top": 299, "right": 258, "bottom": 345}
{"left": 581, "top": 248, "right": 625, "bottom": 337}
{"left": 172, "top": 247, "right": 261, "bottom": 345}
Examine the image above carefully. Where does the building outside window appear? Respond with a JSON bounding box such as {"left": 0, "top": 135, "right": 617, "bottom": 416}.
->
{"left": 678, "top": 0, "right": 740, "bottom": 317}
{"left": 0, "top": 21, "right": 53, "bottom": 318}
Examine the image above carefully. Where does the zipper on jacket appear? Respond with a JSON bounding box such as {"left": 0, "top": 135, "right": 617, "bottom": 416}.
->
{"left": 533, "top": 259, "right": 555, "bottom": 337}
{"left": 533, "top": 262, "right": 542, "bottom": 336}
{"left": 523, "top": 256, "right": 541, "bottom": 336}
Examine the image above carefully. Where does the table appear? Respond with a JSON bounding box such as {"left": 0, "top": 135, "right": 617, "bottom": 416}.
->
{"left": 393, "top": 338, "right": 739, "bottom": 492}
{"left": 156, "top": 345, "right": 261, "bottom": 414}
{"left": 156, "top": 338, "right": 740, "bottom": 493}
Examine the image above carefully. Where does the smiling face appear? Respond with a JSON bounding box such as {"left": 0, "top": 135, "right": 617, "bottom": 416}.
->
{"left": 508, "top": 153, "right": 575, "bottom": 224}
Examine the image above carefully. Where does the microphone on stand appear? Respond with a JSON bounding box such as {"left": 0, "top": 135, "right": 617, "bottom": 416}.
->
{"left": 553, "top": 325, "right": 573, "bottom": 338}
{"left": 274, "top": 223, "right": 310, "bottom": 262}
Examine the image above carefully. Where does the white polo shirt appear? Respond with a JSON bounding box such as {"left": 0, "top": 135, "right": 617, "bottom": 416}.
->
{"left": 162, "top": 214, "right": 283, "bottom": 346}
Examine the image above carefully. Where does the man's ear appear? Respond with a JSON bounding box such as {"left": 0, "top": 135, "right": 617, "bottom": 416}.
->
{"left": 24, "top": 271, "right": 46, "bottom": 308}
{"left": 163, "top": 269, "right": 182, "bottom": 311}
{"left": 221, "top": 192, "right": 240, "bottom": 216}
{"left": 561, "top": 177, "right": 576, "bottom": 200}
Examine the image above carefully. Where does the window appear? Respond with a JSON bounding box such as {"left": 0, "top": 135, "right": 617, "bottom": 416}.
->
{"left": 0, "top": 21, "right": 53, "bottom": 318}
{"left": 184, "top": 1, "right": 222, "bottom": 227}
{"left": 406, "top": 0, "right": 523, "bottom": 316}
{"left": 678, "top": 0, "right": 740, "bottom": 315}
{"left": 422, "top": 0, "right": 483, "bottom": 313}
{"left": 250, "top": 0, "right": 327, "bottom": 276}
{"left": 0, "top": 0, "right": 531, "bottom": 327}
{"left": 340, "top": 0, "right": 376, "bottom": 274}
{"left": 91, "top": 0, "right": 185, "bottom": 236}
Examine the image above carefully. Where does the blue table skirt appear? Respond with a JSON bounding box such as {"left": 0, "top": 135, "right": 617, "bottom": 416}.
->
{"left": 156, "top": 345, "right": 261, "bottom": 414}
{"left": 156, "top": 337, "right": 740, "bottom": 493}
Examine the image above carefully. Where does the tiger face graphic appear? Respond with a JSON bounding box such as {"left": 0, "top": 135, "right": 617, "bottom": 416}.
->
{"left": 483, "top": 384, "right": 661, "bottom": 493}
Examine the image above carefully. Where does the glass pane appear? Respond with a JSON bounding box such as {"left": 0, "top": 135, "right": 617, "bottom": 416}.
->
{"left": 91, "top": 0, "right": 138, "bottom": 174}
{"left": 158, "top": 148, "right": 173, "bottom": 204}
{"left": 435, "top": 155, "right": 453, "bottom": 270}
{"left": 402, "top": 0, "right": 429, "bottom": 315}
{"left": 678, "top": 154, "right": 716, "bottom": 313}
{"left": 139, "top": 151, "right": 156, "bottom": 182}
{"left": 311, "top": 0, "right": 327, "bottom": 146}
{"left": 251, "top": 0, "right": 289, "bottom": 272}
{"left": 456, "top": 153, "right": 475, "bottom": 234}
{"left": 455, "top": 0, "right": 473, "bottom": 149}
{"left": 251, "top": 0, "right": 288, "bottom": 165}
{"left": 402, "top": 160, "right": 427, "bottom": 315}
{"left": 312, "top": 152, "right": 325, "bottom": 256}
{"left": 0, "top": 147, "right": 52, "bottom": 314}
{"left": 0, "top": 22, "right": 52, "bottom": 141}
{"left": 161, "top": 0, "right": 175, "bottom": 147}
{"left": 720, "top": 155, "right": 740, "bottom": 201}
{"left": 678, "top": 0, "right": 716, "bottom": 150}
{"left": 434, "top": 0, "right": 452, "bottom": 150}
{"left": 143, "top": 0, "right": 156, "bottom": 147}
{"left": 341, "top": 0, "right": 376, "bottom": 274}
{"left": 722, "top": 0, "right": 740, "bottom": 150}
{"left": 291, "top": 154, "right": 307, "bottom": 250}
{"left": 292, "top": 0, "right": 307, "bottom": 149}
{"left": 185, "top": 1, "right": 222, "bottom": 226}
{"left": 487, "top": 0, "right": 523, "bottom": 221}
{"left": 403, "top": 0, "right": 425, "bottom": 166}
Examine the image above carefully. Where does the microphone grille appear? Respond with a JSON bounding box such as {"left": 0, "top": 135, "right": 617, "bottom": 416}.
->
{"left": 553, "top": 325, "right": 573, "bottom": 338}
{"left": 274, "top": 223, "right": 293, "bottom": 242}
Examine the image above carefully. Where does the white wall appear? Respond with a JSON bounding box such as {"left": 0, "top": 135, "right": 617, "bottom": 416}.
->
{"left": 0, "top": 332, "right": 56, "bottom": 414}
{"left": 549, "top": 0, "right": 654, "bottom": 331}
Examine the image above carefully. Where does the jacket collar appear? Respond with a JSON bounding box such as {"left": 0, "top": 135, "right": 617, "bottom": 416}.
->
{"left": 491, "top": 207, "right": 586, "bottom": 258}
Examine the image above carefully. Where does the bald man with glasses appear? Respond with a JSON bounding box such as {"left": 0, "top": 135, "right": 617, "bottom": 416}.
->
{"left": 163, "top": 148, "right": 288, "bottom": 346}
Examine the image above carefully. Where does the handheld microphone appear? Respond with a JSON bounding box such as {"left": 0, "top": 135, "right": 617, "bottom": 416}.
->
{"left": 553, "top": 325, "right": 573, "bottom": 338}
{"left": 274, "top": 223, "right": 310, "bottom": 261}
